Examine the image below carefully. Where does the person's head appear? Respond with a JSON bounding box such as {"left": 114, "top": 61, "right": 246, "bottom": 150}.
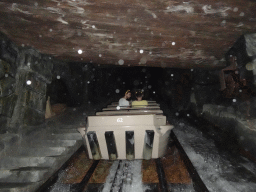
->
{"left": 135, "top": 91, "right": 144, "bottom": 101}
{"left": 124, "top": 90, "right": 131, "bottom": 99}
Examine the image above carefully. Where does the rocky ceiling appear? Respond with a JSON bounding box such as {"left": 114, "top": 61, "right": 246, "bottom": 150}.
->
{"left": 0, "top": 0, "right": 256, "bottom": 68}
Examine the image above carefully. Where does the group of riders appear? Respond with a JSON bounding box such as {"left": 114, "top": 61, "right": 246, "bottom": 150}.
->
{"left": 118, "top": 90, "right": 148, "bottom": 107}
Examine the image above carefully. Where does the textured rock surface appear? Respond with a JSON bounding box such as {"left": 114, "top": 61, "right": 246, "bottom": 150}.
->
{"left": 173, "top": 119, "right": 256, "bottom": 192}
{"left": 0, "top": 0, "right": 256, "bottom": 68}
{"left": 202, "top": 104, "right": 256, "bottom": 158}
{"left": 0, "top": 106, "right": 91, "bottom": 191}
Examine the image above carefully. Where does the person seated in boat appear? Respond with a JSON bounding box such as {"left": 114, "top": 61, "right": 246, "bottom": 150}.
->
{"left": 132, "top": 91, "right": 148, "bottom": 107}
{"left": 119, "top": 90, "right": 131, "bottom": 106}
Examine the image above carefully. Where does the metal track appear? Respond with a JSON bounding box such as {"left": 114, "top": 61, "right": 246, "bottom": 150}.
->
{"left": 70, "top": 160, "right": 100, "bottom": 192}
{"left": 155, "top": 158, "right": 168, "bottom": 192}
{"left": 36, "top": 146, "right": 85, "bottom": 192}
{"left": 110, "top": 160, "right": 133, "bottom": 192}
{"left": 38, "top": 133, "right": 208, "bottom": 192}
{"left": 171, "top": 131, "right": 209, "bottom": 192}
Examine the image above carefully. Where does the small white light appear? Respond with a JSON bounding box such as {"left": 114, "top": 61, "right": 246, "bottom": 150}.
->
{"left": 5, "top": 74, "right": 8, "bottom": 77}
{"left": 233, "top": 99, "right": 236, "bottom": 102}
{"left": 118, "top": 59, "right": 124, "bottom": 65}
{"left": 148, "top": 85, "right": 152, "bottom": 89}
{"left": 26, "top": 80, "right": 32, "bottom": 85}
{"left": 57, "top": 75, "right": 60, "bottom": 79}
{"left": 187, "top": 114, "right": 190, "bottom": 117}
{"left": 140, "top": 49, "right": 143, "bottom": 54}
{"left": 99, "top": 54, "right": 102, "bottom": 57}
{"left": 191, "top": 69, "right": 194, "bottom": 71}
{"left": 239, "top": 89, "right": 242, "bottom": 92}
{"left": 149, "top": 51, "right": 152, "bottom": 54}
{"left": 116, "top": 106, "right": 121, "bottom": 110}
{"left": 49, "top": 28, "right": 52, "bottom": 32}
{"left": 78, "top": 49, "right": 83, "bottom": 54}
{"left": 171, "top": 74, "right": 174, "bottom": 77}
{"left": 73, "top": 108, "right": 76, "bottom": 111}
{"left": 87, "top": 81, "right": 90, "bottom": 84}
{"left": 172, "top": 42, "right": 175, "bottom": 45}
{"left": 239, "top": 12, "right": 244, "bottom": 17}
{"left": 153, "top": 91, "right": 155, "bottom": 94}
{"left": 92, "top": 25, "right": 95, "bottom": 28}
{"left": 175, "top": 112, "right": 179, "bottom": 116}
{"left": 115, "top": 89, "right": 120, "bottom": 93}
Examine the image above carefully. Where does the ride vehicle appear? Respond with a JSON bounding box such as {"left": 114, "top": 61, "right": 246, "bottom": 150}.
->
{"left": 78, "top": 101, "right": 173, "bottom": 160}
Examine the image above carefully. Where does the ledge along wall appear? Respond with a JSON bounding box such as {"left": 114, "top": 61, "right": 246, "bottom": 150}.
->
{"left": 188, "top": 70, "right": 256, "bottom": 159}
{"left": 186, "top": 34, "right": 256, "bottom": 159}
{"left": 188, "top": 69, "right": 256, "bottom": 159}
{"left": 202, "top": 104, "right": 256, "bottom": 158}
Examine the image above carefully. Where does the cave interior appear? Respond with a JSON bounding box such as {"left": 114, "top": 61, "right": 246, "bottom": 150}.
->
{"left": 1, "top": 0, "right": 256, "bottom": 191}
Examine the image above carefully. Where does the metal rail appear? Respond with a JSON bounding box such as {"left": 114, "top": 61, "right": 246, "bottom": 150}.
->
{"left": 37, "top": 132, "right": 208, "bottom": 192}
{"left": 36, "top": 146, "right": 85, "bottom": 192}
{"left": 171, "top": 131, "right": 209, "bottom": 192}
{"left": 110, "top": 160, "right": 133, "bottom": 192}
{"left": 110, "top": 160, "right": 123, "bottom": 192}
{"left": 70, "top": 160, "right": 100, "bottom": 192}
{"left": 155, "top": 158, "right": 168, "bottom": 192}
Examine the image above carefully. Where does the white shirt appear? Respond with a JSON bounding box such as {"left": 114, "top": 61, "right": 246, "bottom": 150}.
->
{"left": 119, "top": 98, "right": 129, "bottom": 106}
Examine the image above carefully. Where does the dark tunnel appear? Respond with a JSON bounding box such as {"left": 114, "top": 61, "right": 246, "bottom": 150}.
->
{"left": 1, "top": 32, "right": 256, "bottom": 192}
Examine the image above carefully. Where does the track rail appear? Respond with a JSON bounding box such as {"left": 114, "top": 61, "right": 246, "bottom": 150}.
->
{"left": 38, "top": 133, "right": 209, "bottom": 192}
{"left": 171, "top": 131, "right": 209, "bottom": 192}
{"left": 155, "top": 158, "right": 168, "bottom": 192}
{"left": 36, "top": 146, "right": 85, "bottom": 192}
{"left": 70, "top": 160, "right": 100, "bottom": 192}
{"left": 110, "top": 160, "right": 132, "bottom": 192}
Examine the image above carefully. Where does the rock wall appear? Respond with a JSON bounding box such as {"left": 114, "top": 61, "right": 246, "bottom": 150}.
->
{"left": 188, "top": 67, "right": 256, "bottom": 158}
{"left": 202, "top": 104, "right": 256, "bottom": 158}
{"left": 0, "top": 32, "right": 53, "bottom": 134}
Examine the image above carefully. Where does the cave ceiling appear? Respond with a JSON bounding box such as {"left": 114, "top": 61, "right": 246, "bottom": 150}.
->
{"left": 0, "top": 0, "right": 256, "bottom": 68}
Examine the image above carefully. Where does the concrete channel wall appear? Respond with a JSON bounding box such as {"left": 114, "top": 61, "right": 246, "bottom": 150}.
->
{"left": 202, "top": 104, "right": 256, "bottom": 158}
